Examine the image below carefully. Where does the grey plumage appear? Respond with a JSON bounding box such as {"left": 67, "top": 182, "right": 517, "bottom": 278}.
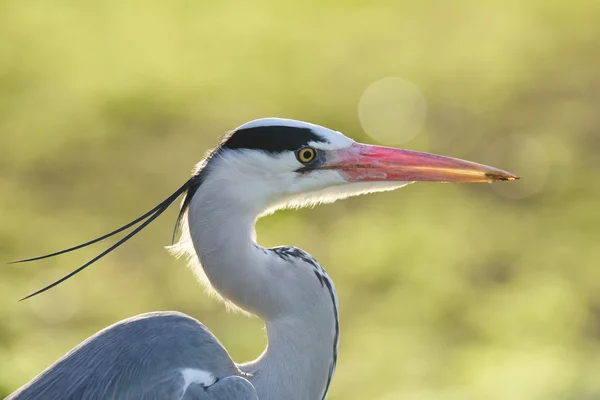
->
{"left": 8, "top": 312, "right": 257, "bottom": 399}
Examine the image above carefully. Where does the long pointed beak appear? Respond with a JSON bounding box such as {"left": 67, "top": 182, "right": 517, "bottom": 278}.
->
{"left": 324, "top": 143, "right": 519, "bottom": 183}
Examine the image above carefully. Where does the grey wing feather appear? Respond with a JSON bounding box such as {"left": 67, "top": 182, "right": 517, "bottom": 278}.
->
{"left": 8, "top": 311, "right": 255, "bottom": 400}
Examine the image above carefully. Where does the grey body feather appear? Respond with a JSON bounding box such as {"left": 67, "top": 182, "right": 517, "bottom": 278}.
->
{"left": 8, "top": 312, "right": 258, "bottom": 400}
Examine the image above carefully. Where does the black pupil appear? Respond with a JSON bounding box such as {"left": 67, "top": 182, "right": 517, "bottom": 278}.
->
{"left": 301, "top": 149, "right": 312, "bottom": 161}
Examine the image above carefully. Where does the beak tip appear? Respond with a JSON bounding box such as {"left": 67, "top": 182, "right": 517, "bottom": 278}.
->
{"left": 485, "top": 172, "right": 520, "bottom": 182}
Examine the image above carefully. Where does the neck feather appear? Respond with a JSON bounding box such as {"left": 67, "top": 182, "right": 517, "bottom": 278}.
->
{"left": 177, "top": 183, "right": 338, "bottom": 400}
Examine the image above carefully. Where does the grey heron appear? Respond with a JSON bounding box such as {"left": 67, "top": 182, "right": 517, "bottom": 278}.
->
{"left": 8, "top": 118, "right": 518, "bottom": 400}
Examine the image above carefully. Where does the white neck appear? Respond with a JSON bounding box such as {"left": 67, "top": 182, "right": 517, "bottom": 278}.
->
{"left": 184, "top": 182, "right": 338, "bottom": 400}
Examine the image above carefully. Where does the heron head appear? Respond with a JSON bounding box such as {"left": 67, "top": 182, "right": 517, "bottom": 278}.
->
{"left": 194, "top": 118, "right": 518, "bottom": 215}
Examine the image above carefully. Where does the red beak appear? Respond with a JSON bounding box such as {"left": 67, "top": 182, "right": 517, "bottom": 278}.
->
{"left": 324, "top": 143, "right": 519, "bottom": 183}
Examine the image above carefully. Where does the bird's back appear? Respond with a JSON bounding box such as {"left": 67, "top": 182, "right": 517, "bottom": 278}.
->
{"left": 8, "top": 311, "right": 251, "bottom": 400}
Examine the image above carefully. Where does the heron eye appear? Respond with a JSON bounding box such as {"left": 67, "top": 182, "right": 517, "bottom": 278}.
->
{"left": 296, "top": 147, "right": 317, "bottom": 164}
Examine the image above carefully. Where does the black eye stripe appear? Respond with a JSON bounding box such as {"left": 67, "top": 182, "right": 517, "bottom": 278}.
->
{"left": 222, "top": 126, "right": 327, "bottom": 153}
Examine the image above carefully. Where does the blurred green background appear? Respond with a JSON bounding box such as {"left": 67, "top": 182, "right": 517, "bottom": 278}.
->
{"left": 1, "top": 0, "right": 599, "bottom": 398}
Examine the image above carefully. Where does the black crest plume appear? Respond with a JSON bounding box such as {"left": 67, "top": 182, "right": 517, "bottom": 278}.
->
{"left": 13, "top": 180, "right": 194, "bottom": 301}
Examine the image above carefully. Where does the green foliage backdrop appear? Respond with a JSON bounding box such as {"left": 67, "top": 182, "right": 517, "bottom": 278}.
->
{"left": 1, "top": 0, "right": 599, "bottom": 398}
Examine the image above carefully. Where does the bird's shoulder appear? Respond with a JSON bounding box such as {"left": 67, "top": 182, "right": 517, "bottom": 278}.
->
{"left": 8, "top": 311, "right": 246, "bottom": 400}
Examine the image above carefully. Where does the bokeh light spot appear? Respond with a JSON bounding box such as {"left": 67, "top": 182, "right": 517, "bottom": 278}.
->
{"left": 358, "top": 77, "right": 427, "bottom": 145}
